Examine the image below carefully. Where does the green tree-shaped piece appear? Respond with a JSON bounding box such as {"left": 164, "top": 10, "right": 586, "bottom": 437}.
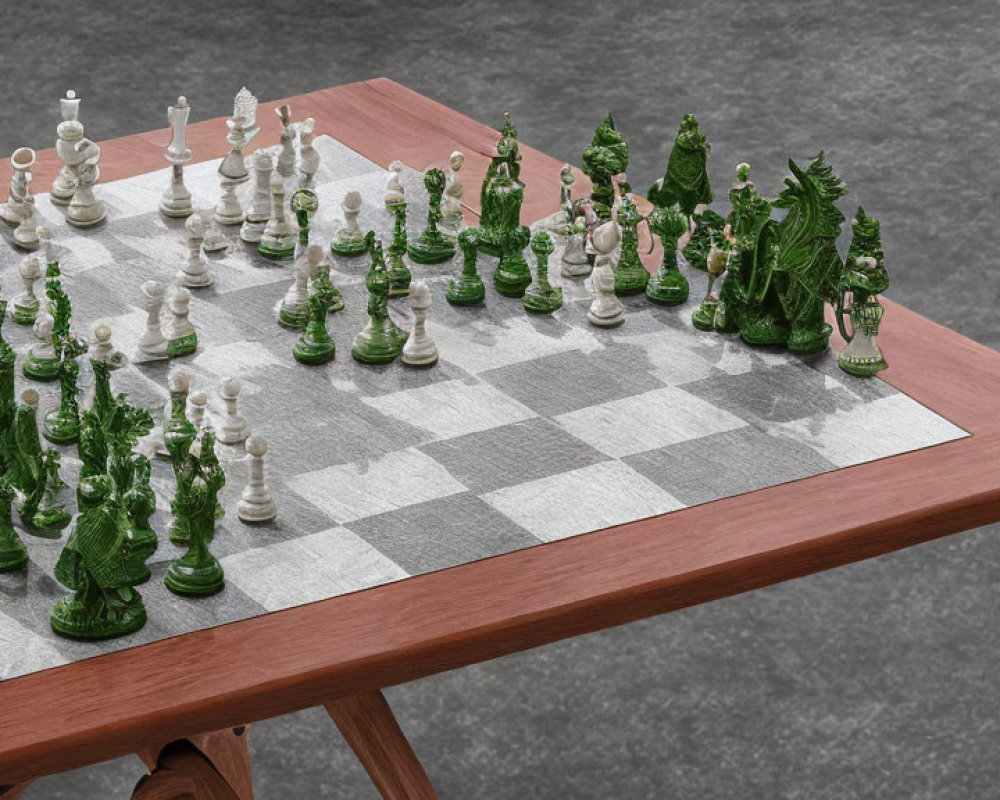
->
{"left": 646, "top": 203, "right": 690, "bottom": 305}
{"left": 582, "top": 113, "right": 629, "bottom": 220}
{"left": 387, "top": 202, "right": 412, "bottom": 296}
{"left": 353, "top": 233, "right": 408, "bottom": 364}
{"left": 446, "top": 227, "right": 486, "bottom": 306}
{"left": 648, "top": 114, "right": 713, "bottom": 217}
{"left": 836, "top": 207, "right": 890, "bottom": 377}
{"left": 523, "top": 231, "right": 562, "bottom": 313}
{"left": 408, "top": 168, "right": 456, "bottom": 264}
{"left": 478, "top": 113, "right": 522, "bottom": 256}
{"left": 613, "top": 196, "right": 649, "bottom": 295}
{"left": 43, "top": 265, "right": 88, "bottom": 444}
{"left": 0, "top": 478, "right": 28, "bottom": 572}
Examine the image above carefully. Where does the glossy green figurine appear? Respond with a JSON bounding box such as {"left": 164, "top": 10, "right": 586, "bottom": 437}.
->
{"left": 51, "top": 474, "right": 151, "bottom": 640}
{"left": 646, "top": 203, "right": 690, "bottom": 305}
{"left": 408, "top": 168, "right": 455, "bottom": 264}
{"left": 353, "top": 233, "right": 407, "bottom": 364}
{"left": 692, "top": 240, "right": 731, "bottom": 331}
{"left": 307, "top": 244, "right": 345, "bottom": 315}
{"left": 582, "top": 113, "right": 629, "bottom": 220}
{"left": 523, "top": 231, "right": 562, "bottom": 313}
{"left": 446, "top": 227, "right": 486, "bottom": 306}
{"left": 165, "top": 371, "right": 197, "bottom": 544}
{"left": 485, "top": 163, "right": 531, "bottom": 297}
{"left": 7, "top": 390, "right": 44, "bottom": 513}
{"left": 0, "top": 478, "right": 28, "bottom": 572}
{"left": 613, "top": 196, "right": 649, "bottom": 295}
{"left": 387, "top": 202, "right": 412, "bottom": 296}
{"left": 682, "top": 208, "right": 725, "bottom": 272}
{"left": 123, "top": 454, "right": 158, "bottom": 583}
{"left": 836, "top": 207, "right": 890, "bottom": 377}
{"left": 42, "top": 263, "right": 88, "bottom": 444}
{"left": 30, "top": 450, "right": 71, "bottom": 531}
{"left": 164, "top": 429, "right": 226, "bottom": 597}
{"left": 648, "top": 114, "right": 713, "bottom": 217}
{"left": 293, "top": 283, "right": 338, "bottom": 365}
{"left": 478, "top": 113, "right": 522, "bottom": 256}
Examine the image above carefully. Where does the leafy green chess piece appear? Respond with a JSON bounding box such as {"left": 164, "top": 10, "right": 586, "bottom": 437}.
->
{"left": 446, "top": 227, "right": 486, "bottom": 306}
{"left": 692, "top": 240, "right": 731, "bottom": 332}
{"left": 478, "top": 113, "right": 522, "bottom": 257}
{"left": 43, "top": 353, "right": 85, "bottom": 444}
{"left": 682, "top": 208, "right": 725, "bottom": 272}
{"left": 306, "top": 244, "right": 345, "bottom": 314}
{"left": 164, "top": 428, "right": 226, "bottom": 597}
{"left": 613, "top": 196, "right": 649, "bottom": 296}
{"left": 387, "top": 202, "right": 412, "bottom": 296}
{"left": 123, "top": 453, "right": 159, "bottom": 583}
{"left": 30, "top": 450, "right": 71, "bottom": 531}
{"left": 408, "top": 168, "right": 456, "bottom": 264}
{"left": 7, "top": 389, "right": 43, "bottom": 508}
{"left": 165, "top": 371, "right": 197, "bottom": 545}
{"left": 50, "top": 473, "right": 151, "bottom": 640}
{"left": 0, "top": 478, "right": 28, "bottom": 572}
{"left": 293, "top": 281, "right": 338, "bottom": 365}
{"left": 523, "top": 231, "right": 562, "bottom": 313}
{"left": 646, "top": 203, "right": 690, "bottom": 305}
{"left": 648, "top": 114, "right": 713, "bottom": 217}
{"left": 352, "top": 233, "right": 407, "bottom": 364}
{"left": 582, "top": 113, "right": 629, "bottom": 220}
{"left": 835, "top": 207, "right": 890, "bottom": 377}
{"left": 485, "top": 163, "right": 531, "bottom": 297}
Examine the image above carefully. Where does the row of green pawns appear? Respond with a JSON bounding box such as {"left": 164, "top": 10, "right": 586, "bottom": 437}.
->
{"left": 0, "top": 265, "right": 228, "bottom": 640}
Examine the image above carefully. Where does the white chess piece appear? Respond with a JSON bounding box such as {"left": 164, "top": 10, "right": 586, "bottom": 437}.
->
{"left": 587, "top": 221, "right": 625, "bottom": 328}
{"left": 401, "top": 281, "right": 438, "bottom": 366}
{"left": 561, "top": 227, "right": 591, "bottom": 277}
{"left": 335, "top": 190, "right": 363, "bottom": 239}
{"left": 137, "top": 280, "right": 169, "bottom": 362}
{"left": 167, "top": 287, "right": 197, "bottom": 352}
{"left": 240, "top": 151, "right": 274, "bottom": 243}
{"left": 275, "top": 104, "right": 297, "bottom": 179}
{"left": 52, "top": 91, "right": 82, "bottom": 205}
{"left": 187, "top": 389, "right": 209, "bottom": 457}
{"left": 1, "top": 147, "right": 36, "bottom": 227}
{"left": 298, "top": 117, "right": 319, "bottom": 187}
{"left": 216, "top": 377, "right": 251, "bottom": 445}
{"left": 259, "top": 174, "right": 295, "bottom": 251}
{"left": 178, "top": 213, "right": 214, "bottom": 287}
{"left": 238, "top": 436, "right": 278, "bottom": 523}
{"left": 279, "top": 263, "right": 310, "bottom": 328}
{"left": 37, "top": 226, "right": 55, "bottom": 267}
{"left": 160, "top": 96, "right": 194, "bottom": 219}
{"left": 13, "top": 195, "right": 40, "bottom": 250}
{"left": 66, "top": 140, "right": 106, "bottom": 227}
{"left": 90, "top": 321, "right": 115, "bottom": 362}
{"left": 439, "top": 150, "right": 464, "bottom": 239}
{"left": 215, "top": 87, "right": 259, "bottom": 226}
{"left": 12, "top": 255, "right": 42, "bottom": 323}
{"left": 384, "top": 160, "right": 405, "bottom": 207}
{"left": 29, "top": 315, "right": 56, "bottom": 363}
{"left": 201, "top": 217, "right": 230, "bottom": 253}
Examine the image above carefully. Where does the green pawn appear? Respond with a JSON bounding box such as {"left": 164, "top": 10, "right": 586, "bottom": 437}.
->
{"left": 12, "top": 256, "right": 43, "bottom": 326}
{"left": 408, "top": 168, "right": 456, "bottom": 264}
{"left": 582, "top": 113, "right": 629, "bottom": 220}
{"left": 353, "top": 233, "right": 407, "bottom": 364}
{"left": 613, "top": 196, "right": 649, "bottom": 296}
{"left": 0, "top": 478, "right": 28, "bottom": 572}
{"left": 523, "top": 232, "right": 562, "bottom": 313}
{"left": 387, "top": 202, "right": 412, "bottom": 296}
{"left": 293, "top": 283, "right": 338, "bottom": 365}
{"left": 164, "top": 429, "right": 226, "bottom": 597}
{"left": 646, "top": 203, "right": 690, "bottom": 305}
{"left": 446, "top": 227, "right": 486, "bottom": 306}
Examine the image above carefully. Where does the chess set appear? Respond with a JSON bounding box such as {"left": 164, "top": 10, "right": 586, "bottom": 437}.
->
{"left": 0, "top": 88, "right": 968, "bottom": 680}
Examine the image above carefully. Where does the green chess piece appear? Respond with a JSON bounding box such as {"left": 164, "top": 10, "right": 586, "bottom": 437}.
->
{"left": 165, "top": 371, "right": 197, "bottom": 545}
{"left": 12, "top": 256, "right": 43, "bottom": 326}
{"left": 164, "top": 429, "right": 226, "bottom": 597}
{"left": 387, "top": 202, "right": 412, "bottom": 296}
{"left": 682, "top": 208, "right": 725, "bottom": 272}
{"left": 291, "top": 187, "right": 319, "bottom": 247}
{"left": 123, "top": 453, "right": 159, "bottom": 584}
{"left": 22, "top": 315, "right": 60, "bottom": 381}
{"left": 582, "top": 113, "right": 629, "bottom": 220}
{"left": 523, "top": 231, "right": 562, "bottom": 313}
{"left": 0, "top": 478, "right": 28, "bottom": 572}
{"left": 446, "top": 227, "right": 486, "bottom": 306}
{"left": 692, "top": 243, "right": 730, "bottom": 331}
{"left": 613, "top": 196, "right": 649, "bottom": 296}
{"left": 279, "top": 263, "right": 310, "bottom": 331}
{"left": 8, "top": 390, "right": 44, "bottom": 514}
{"left": 353, "top": 233, "right": 407, "bottom": 364}
{"left": 647, "top": 114, "right": 713, "bottom": 218}
{"left": 478, "top": 113, "right": 522, "bottom": 257}
{"left": 43, "top": 356, "right": 83, "bottom": 445}
{"left": 50, "top": 474, "right": 151, "bottom": 640}
{"left": 293, "top": 283, "right": 338, "bottom": 365}
{"left": 307, "top": 244, "right": 345, "bottom": 314}
{"left": 31, "top": 450, "right": 71, "bottom": 532}
{"left": 330, "top": 190, "right": 368, "bottom": 257}
{"left": 646, "top": 203, "right": 690, "bottom": 305}
{"left": 408, "top": 168, "right": 456, "bottom": 264}
{"left": 484, "top": 162, "right": 531, "bottom": 297}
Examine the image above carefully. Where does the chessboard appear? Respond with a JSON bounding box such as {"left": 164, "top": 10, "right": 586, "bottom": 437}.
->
{"left": 0, "top": 134, "right": 967, "bottom": 682}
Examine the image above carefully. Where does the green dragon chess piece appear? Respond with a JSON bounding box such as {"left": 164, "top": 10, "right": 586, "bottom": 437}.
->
{"left": 692, "top": 242, "right": 731, "bottom": 331}
{"left": 582, "top": 113, "right": 629, "bottom": 220}
{"left": 330, "top": 190, "right": 368, "bottom": 257}
{"left": 836, "top": 207, "right": 890, "bottom": 377}
{"left": 408, "top": 168, "right": 456, "bottom": 264}
{"left": 523, "top": 231, "right": 562, "bottom": 313}
{"left": 306, "top": 244, "right": 345, "bottom": 315}
{"left": 293, "top": 281, "right": 338, "bottom": 365}
{"left": 484, "top": 163, "right": 531, "bottom": 297}
{"left": 353, "top": 233, "right": 407, "bottom": 364}
{"left": 164, "top": 429, "right": 226, "bottom": 597}
{"left": 648, "top": 114, "right": 713, "bottom": 217}
{"left": 446, "top": 227, "right": 486, "bottom": 306}
{"left": 479, "top": 113, "right": 522, "bottom": 256}
{"left": 0, "top": 478, "right": 28, "bottom": 572}
{"left": 613, "top": 195, "right": 649, "bottom": 295}
{"left": 646, "top": 203, "right": 690, "bottom": 305}
{"left": 50, "top": 474, "right": 151, "bottom": 640}
{"left": 387, "top": 202, "right": 412, "bottom": 296}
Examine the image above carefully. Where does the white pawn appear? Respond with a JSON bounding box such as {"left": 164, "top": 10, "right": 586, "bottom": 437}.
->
{"left": 137, "top": 280, "right": 169, "bottom": 362}
{"left": 384, "top": 160, "right": 405, "bottom": 208}
{"left": 178, "top": 213, "right": 214, "bottom": 287}
{"left": 13, "top": 195, "right": 40, "bottom": 251}
{"left": 279, "top": 262, "right": 309, "bottom": 329}
{"left": 187, "top": 390, "right": 209, "bottom": 457}
{"left": 275, "top": 105, "right": 297, "bottom": 179}
{"left": 298, "top": 117, "right": 319, "bottom": 187}
{"left": 238, "top": 436, "right": 277, "bottom": 524}
{"left": 12, "top": 255, "right": 42, "bottom": 324}
{"left": 240, "top": 151, "right": 274, "bottom": 243}
{"left": 401, "top": 281, "right": 438, "bottom": 366}
{"left": 216, "top": 377, "right": 251, "bottom": 445}
{"left": 90, "top": 321, "right": 117, "bottom": 363}
{"left": 587, "top": 221, "right": 625, "bottom": 328}
{"left": 439, "top": 150, "right": 464, "bottom": 239}
{"left": 23, "top": 314, "right": 58, "bottom": 380}
{"left": 38, "top": 226, "right": 55, "bottom": 267}
{"left": 167, "top": 287, "right": 197, "bottom": 357}
{"left": 333, "top": 191, "right": 363, "bottom": 242}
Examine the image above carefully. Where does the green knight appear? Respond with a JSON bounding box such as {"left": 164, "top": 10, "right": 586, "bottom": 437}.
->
{"left": 582, "top": 113, "right": 629, "bottom": 220}
{"left": 408, "top": 168, "right": 456, "bottom": 264}
{"left": 293, "top": 281, "right": 338, "bottom": 365}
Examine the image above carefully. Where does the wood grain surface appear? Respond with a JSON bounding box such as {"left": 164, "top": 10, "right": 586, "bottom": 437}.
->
{"left": 1, "top": 78, "right": 998, "bottom": 787}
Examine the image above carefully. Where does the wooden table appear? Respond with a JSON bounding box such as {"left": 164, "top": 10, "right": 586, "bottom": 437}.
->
{"left": 2, "top": 79, "right": 999, "bottom": 800}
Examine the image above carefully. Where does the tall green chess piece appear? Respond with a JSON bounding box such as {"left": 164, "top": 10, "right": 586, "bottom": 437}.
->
{"left": 646, "top": 203, "right": 690, "bottom": 305}
{"left": 648, "top": 114, "right": 713, "bottom": 218}
{"left": 582, "top": 113, "right": 629, "bottom": 220}
{"left": 165, "top": 370, "right": 197, "bottom": 544}
{"left": 43, "top": 263, "right": 88, "bottom": 444}
{"left": 478, "top": 113, "right": 522, "bottom": 256}
{"left": 164, "top": 429, "right": 226, "bottom": 597}
{"left": 523, "top": 231, "right": 562, "bottom": 313}
{"left": 293, "top": 282, "right": 338, "bottom": 365}
{"left": 387, "top": 202, "right": 412, "bottom": 296}
{"left": 0, "top": 478, "right": 28, "bottom": 572}
{"left": 353, "top": 233, "right": 407, "bottom": 364}
{"left": 408, "top": 168, "right": 456, "bottom": 264}
{"left": 50, "top": 474, "right": 151, "bottom": 640}
{"left": 485, "top": 163, "right": 531, "bottom": 297}
{"left": 613, "top": 196, "right": 649, "bottom": 296}
{"left": 835, "top": 207, "right": 890, "bottom": 377}
{"left": 123, "top": 454, "right": 158, "bottom": 583}
{"left": 446, "top": 227, "right": 486, "bottom": 306}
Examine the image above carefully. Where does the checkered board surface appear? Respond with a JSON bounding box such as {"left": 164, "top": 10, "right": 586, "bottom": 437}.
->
{"left": 0, "top": 136, "right": 967, "bottom": 681}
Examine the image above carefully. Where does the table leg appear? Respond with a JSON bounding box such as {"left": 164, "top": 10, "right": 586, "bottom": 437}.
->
{"left": 134, "top": 726, "right": 253, "bottom": 800}
{"left": 325, "top": 690, "right": 436, "bottom": 800}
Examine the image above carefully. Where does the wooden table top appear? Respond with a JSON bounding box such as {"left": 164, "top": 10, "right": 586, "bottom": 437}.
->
{"left": 2, "top": 78, "right": 999, "bottom": 788}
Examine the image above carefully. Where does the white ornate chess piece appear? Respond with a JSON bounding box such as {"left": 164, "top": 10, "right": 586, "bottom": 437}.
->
{"left": 259, "top": 173, "right": 296, "bottom": 254}
{"left": 52, "top": 91, "right": 82, "bottom": 205}
{"left": 275, "top": 104, "right": 297, "bottom": 179}
{"left": 178, "top": 213, "right": 214, "bottom": 287}
{"left": 167, "top": 287, "right": 196, "bottom": 349}
{"left": 28, "top": 315, "right": 56, "bottom": 363}
{"left": 384, "top": 160, "right": 405, "bottom": 208}
{"left": 201, "top": 217, "right": 230, "bottom": 254}
{"left": 66, "top": 140, "right": 106, "bottom": 227}
{"left": 240, "top": 151, "right": 274, "bottom": 243}
{"left": 160, "top": 96, "right": 194, "bottom": 219}
{"left": 12, "top": 255, "right": 42, "bottom": 324}
{"left": 439, "top": 150, "right": 464, "bottom": 239}
{"left": 298, "top": 117, "right": 319, "bottom": 188}
{"left": 1, "top": 147, "right": 36, "bottom": 227}
{"left": 215, "top": 87, "right": 259, "bottom": 226}
{"left": 559, "top": 164, "right": 575, "bottom": 221}
{"left": 401, "top": 281, "right": 439, "bottom": 366}
{"left": 334, "top": 190, "right": 363, "bottom": 241}
{"left": 217, "top": 377, "right": 251, "bottom": 445}
{"left": 587, "top": 221, "right": 625, "bottom": 328}
{"left": 238, "top": 436, "right": 278, "bottom": 523}
{"left": 137, "top": 280, "right": 169, "bottom": 362}
{"left": 13, "top": 196, "right": 40, "bottom": 251}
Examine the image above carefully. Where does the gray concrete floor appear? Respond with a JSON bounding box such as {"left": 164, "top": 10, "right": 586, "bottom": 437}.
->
{"left": 7, "top": 0, "right": 1000, "bottom": 797}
